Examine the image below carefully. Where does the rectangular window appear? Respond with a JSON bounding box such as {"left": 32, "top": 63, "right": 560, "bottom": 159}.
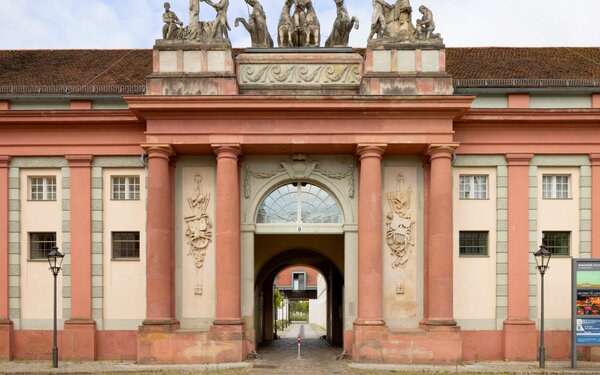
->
{"left": 29, "top": 232, "right": 56, "bottom": 260}
{"left": 459, "top": 175, "right": 488, "bottom": 199}
{"left": 112, "top": 232, "right": 140, "bottom": 259}
{"left": 29, "top": 176, "right": 56, "bottom": 201}
{"left": 543, "top": 231, "right": 570, "bottom": 256}
{"left": 111, "top": 176, "right": 140, "bottom": 200}
{"left": 292, "top": 272, "right": 306, "bottom": 290}
{"left": 459, "top": 231, "right": 489, "bottom": 256}
{"left": 542, "top": 175, "right": 570, "bottom": 199}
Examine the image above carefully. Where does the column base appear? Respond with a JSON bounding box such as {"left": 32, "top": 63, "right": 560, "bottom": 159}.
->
{"left": 62, "top": 319, "right": 96, "bottom": 361}
{"left": 140, "top": 319, "right": 180, "bottom": 332}
{"left": 0, "top": 319, "right": 14, "bottom": 360}
{"left": 421, "top": 319, "right": 459, "bottom": 331}
{"left": 503, "top": 319, "right": 537, "bottom": 360}
{"left": 352, "top": 320, "right": 389, "bottom": 363}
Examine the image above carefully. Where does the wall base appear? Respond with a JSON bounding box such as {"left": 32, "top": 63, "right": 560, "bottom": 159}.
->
{"left": 503, "top": 319, "right": 537, "bottom": 360}
{"left": 0, "top": 319, "right": 14, "bottom": 360}
{"left": 62, "top": 319, "right": 97, "bottom": 361}
{"left": 137, "top": 322, "right": 247, "bottom": 364}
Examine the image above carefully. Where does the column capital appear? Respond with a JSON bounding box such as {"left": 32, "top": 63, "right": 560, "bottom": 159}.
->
{"left": 65, "top": 155, "right": 93, "bottom": 167}
{"left": 142, "top": 144, "right": 174, "bottom": 160}
{"left": 212, "top": 144, "right": 241, "bottom": 159}
{"left": 505, "top": 153, "right": 534, "bottom": 166}
{"left": 426, "top": 144, "right": 458, "bottom": 160}
{"left": 590, "top": 154, "right": 600, "bottom": 165}
{"left": 356, "top": 144, "right": 386, "bottom": 160}
{"left": 0, "top": 156, "right": 10, "bottom": 168}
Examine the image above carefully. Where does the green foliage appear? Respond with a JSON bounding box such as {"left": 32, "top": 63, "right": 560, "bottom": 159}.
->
{"left": 274, "top": 288, "right": 283, "bottom": 309}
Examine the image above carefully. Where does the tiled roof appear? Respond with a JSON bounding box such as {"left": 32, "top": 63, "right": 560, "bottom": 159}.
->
{"left": 1, "top": 47, "right": 599, "bottom": 93}
{"left": 447, "top": 48, "right": 600, "bottom": 88}
{"left": 0, "top": 49, "right": 151, "bottom": 95}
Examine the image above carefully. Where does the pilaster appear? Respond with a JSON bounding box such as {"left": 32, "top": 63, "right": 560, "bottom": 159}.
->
{"left": 0, "top": 156, "right": 13, "bottom": 359}
{"left": 503, "top": 153, "right": 536, "bottom": 360}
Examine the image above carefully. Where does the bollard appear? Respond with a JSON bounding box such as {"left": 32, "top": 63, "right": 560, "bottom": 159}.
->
{"left": 297, "top": 335, "right": 302, "bottom": 360}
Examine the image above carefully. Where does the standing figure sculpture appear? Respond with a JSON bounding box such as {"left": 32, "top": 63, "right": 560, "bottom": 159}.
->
{"left": 277, "top": 0, "right": 294, "bottom": 47}
{"left": 368, "top": 0, "right": 393, "bottom": 40}
{"left": 325, "top": 0, "right": 359, "bottom": 47}
{"left": 189, "top": 0, "right": 200, "bottom": 25}
{"left": 163, "top": 2, "right": 184, "bottom": 40}
{"left": 204, "top": 0, "right": 231, "bottom": 40}
{"left": 415, "top": 5, "right": 440, "bottom": 41}
{"left": 235, "top": 0, "right": 273, "bottom": 48}
{"left": 369, "top": 0, "right": 418, "bottom": 42}
{"left": 292, "top": 0, "right": 309, "bottom": 46}
{"left": 304, "top": 1, "right": 320, "bottom": 47}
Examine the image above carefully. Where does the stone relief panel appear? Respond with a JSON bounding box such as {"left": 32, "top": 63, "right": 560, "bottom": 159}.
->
{"left": 181, "top": 167, "right": 216, "bottom": 324}
{"left": 383, "top": 167, "right": 418, "bottom": 325}
{"left": 238, "top": 64, "right": 361, "bottom": 86}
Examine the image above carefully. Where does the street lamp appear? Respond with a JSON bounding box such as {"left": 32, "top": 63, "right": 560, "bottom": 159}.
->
{"left": 533, "top": 244, "right": 551, "bottom": 368}
{"left": 47, "top": 246, "right": 65, "bottom": 369}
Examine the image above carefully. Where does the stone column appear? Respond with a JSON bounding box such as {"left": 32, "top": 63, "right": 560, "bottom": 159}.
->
{"left": 355, "top": 145, "right": 386, "bottom": 324}
{"left": 64, "top": 155, "right": 96, "bottom": 360}
{"left": 591, "top": 155, "right": 600, "bottom": 258}
{"left": 0, "top": 156, "right": 12, "bottom": 360}
{"left": 503, "top": 153, "right": 536, "bottom": 360}
{"left": 142, "top": 145, "right": 177, "bottom": 328}
{"left": 212, "top": 145, "right": 242, "bottom": 324}
{"left": 424, "top": 145, "right": 456, "bottom": 326}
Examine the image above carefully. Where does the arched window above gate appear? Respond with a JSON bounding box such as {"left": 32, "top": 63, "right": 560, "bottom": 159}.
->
{"left": 256, "top": 182, "right": 342, "bottom": 224}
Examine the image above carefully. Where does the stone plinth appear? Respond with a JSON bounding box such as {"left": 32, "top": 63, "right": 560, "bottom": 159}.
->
{"left": 362, "top": 44, "right": 453, "bottom": 96}
{"left": 236, "top": 48, "right": 363, "bottom": 95}
{"left": 0, "top": 319, "right": 13, "bottom": 360}
{"left": 62, "top": 319, "right": 96, "bottom": 361}
{"left": 147, "top": 40, "right": 237, "bottom": 95}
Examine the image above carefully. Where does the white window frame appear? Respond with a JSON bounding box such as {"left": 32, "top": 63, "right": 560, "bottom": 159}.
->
{"left": 542, "top": 175, "right": 570, "bottom": 199}
{"left": 29, "top": 176, "right": 56, "bottom": 201}
{"left": 111, "top": 176, "right": 140, "bottom": 200}
{"left": 292, "top": 272, "right": 306, "bottom": 291}
{"left": 459, "top": 175, "right": 488, "bottom": 200}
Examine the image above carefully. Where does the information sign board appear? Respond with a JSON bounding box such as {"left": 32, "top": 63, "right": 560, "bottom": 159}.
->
{"left": 572, "top": 259, "right": 600, "bottom": 368}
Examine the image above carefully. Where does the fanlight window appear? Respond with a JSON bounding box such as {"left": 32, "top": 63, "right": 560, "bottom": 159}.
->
{"left": 257, "top": 182, "right": 342, "bottom": 224}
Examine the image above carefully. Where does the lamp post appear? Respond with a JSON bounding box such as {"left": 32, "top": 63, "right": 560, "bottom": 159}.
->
{"left": 47, "top": 246, "right": 65, "bottom": 369}
{"left": 533, "top": 244, "right": 552, "bottom": 368}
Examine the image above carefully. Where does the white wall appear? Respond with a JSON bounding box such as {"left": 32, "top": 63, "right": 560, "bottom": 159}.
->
{"left": 102, "top": 168, "right": 146, "bottom": 329}
{"left": 453, "top": 167, "right": 497, "bottom": 327}
{"left": 309, "top": 274, "right": 327, "bottom": 329}
{"left": 20, "top": 169, "right": 63, "bottom": 328}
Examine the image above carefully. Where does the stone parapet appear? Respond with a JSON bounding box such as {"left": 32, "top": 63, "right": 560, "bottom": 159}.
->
{"left": 236, "top": 49, "right": 363, "bottom": 96}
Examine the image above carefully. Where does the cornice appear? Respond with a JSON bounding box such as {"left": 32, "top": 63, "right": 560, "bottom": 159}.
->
{"left": 0, "top": 110, "right": 142, "bottom": 125}
{"left": 458, "top": 108, "right": 600, "bottom": 124}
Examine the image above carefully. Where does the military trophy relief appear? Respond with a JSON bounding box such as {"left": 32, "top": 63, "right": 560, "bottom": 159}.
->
{"left": 369, "top": 0, "right": 442, "bottom": 45}
{"left": 184, "top": 173, "right": 214, "bottom": 296}
{"left": 162, "top": 0, "right": 231, "bottom": 43}
{"left": 386, "top": 173, "right": 415, "bottom": 295}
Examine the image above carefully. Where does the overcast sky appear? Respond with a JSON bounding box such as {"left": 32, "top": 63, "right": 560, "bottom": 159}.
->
{"left": 0, "top": 0, "right": 598, "bottom": 49}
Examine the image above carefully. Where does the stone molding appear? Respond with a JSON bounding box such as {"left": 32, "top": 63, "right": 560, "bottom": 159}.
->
{"left": 238, "top": 63, "right": 361, "bottom": 86}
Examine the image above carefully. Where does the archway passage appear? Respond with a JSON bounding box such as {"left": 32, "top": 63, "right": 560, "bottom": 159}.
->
{"left": 254, "top": 234, "right": 344, "bottom": 358}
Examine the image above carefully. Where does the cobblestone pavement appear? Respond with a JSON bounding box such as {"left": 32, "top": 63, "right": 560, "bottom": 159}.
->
{"left": 245, "top": 323, "right": 350, "bottom": 374}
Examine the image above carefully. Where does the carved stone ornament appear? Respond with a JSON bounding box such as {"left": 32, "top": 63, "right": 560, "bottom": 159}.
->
{"left": 162, "top": 0, "right": 231, "bottom": 43}
{"left": 184, "top": 173, "right": 213, "bottom": 295}
{"left": 386, "top": 173, "right": 415, "bottom": 295}
{"left": 244, "top": 154, "right": 355, "bottom": 199}
{"left": 278, "top": 0, "right": 320, "bottom": 47}
{"left": 235, "top": 0, "right": 274, "bottom": 48}
{"left": 325, "top": 0, "right": 359, "bottom": 48}
{"left": 368, "top": 0, "right": 443, "bottom": 44}
{"left": 239, "top": 64, "right": 361, "bottom": 86}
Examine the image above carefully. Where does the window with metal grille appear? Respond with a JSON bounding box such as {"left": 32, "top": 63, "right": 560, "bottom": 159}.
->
{"left": 542, "top": 231, "right": 570, "bottom": 256}
{"left": 459, "top": 231, "right": 488, "bottom": 256}
{"left": 112, "top": 232, "right": 140, "bottom": 259}
{"left": 542, "top": 175, "right": 570, "bottom": 199}
{"left": 459, "top": 175, "right": 488, "bottom": 199}
{"left": 111, "top": 176, "right": 140, "bottom": 200}
{"left": 29, "top": 176, "right": 56, "bottom": 201}
{"left": 29, "top": 232, "right": 56, "bottom": 260}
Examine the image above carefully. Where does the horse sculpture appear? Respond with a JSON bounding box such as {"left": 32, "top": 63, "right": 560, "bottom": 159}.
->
{"left": 277, "top": 0, "right": 294, "bottom": 47}
{"left": 325, "top": 0, "right": 359, "bottom": 47}
{"left": 235, "top": 0, "right": 273, "bottom": 48}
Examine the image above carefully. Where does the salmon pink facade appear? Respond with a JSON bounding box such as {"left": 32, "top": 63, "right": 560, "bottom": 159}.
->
{"left": 1, "top": 42, "right": 600, "bottom": 365}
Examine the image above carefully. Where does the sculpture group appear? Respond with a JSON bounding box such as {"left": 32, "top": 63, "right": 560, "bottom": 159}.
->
{"left": 162, "top": 0, "right": 440, "bottom": 48}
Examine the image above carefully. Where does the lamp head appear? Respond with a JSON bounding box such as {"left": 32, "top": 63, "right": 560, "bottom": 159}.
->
{"left": 533, "top": 244, "right": 551, "bottom": 275}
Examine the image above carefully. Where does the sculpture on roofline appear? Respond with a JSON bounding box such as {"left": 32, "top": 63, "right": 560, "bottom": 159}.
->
{"left": 278, "top": 0, "right": 320, "bottom": 47}
{"left": 235, "top": 0, "right": 274, "bottom": 48}
{"left": 368, "top": 0, "right": 443, "bottom": 44}
{"left": 160, "top": 0, "right": 230, "bottom": 43}
{"left": 325, "top": 0, "right": 359, "bottom": 48}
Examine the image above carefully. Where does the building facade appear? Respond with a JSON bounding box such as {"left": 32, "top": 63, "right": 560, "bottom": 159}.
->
{"left": 1, "top": 1, "right": 600, "bottom": 365}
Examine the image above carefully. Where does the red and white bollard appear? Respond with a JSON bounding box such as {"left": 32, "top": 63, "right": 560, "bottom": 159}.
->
{"left": 297, "top": 335, "right": 302, "bottom": 360}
